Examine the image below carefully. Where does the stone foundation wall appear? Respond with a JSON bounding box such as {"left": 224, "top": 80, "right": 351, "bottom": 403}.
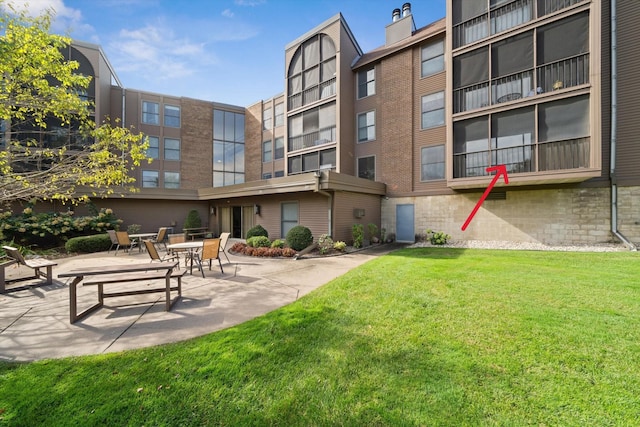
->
{"left": 381, "top": 186, "right": 640, "bottom": 246}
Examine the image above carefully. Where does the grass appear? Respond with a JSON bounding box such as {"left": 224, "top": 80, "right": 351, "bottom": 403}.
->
{"left": 1, "top": 248, "right": 640, "bottom": 426}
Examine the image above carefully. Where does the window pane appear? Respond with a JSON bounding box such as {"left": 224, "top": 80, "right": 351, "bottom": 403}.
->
{"left": 235, "top": 143, "right": 244, "bottom": 173}
{"left": 164, "top": 172, "right": 180, "bottom": 189}
{"left": 358, "top": 67, "right": 375, "bottom": 98}
{"left": 146, "top": 136, "right": 159, "bottom": 159}
{"left": 288, "top": 155, "right": 302, "bottom": 173}
{"left": 234, "top": 113, "right": 244, "bottom": 142}
{"left": 320, "top": 148, "right": 336, "bottom": 169}
{"left": 537, "top": 12, "right": 588, "bottom": 65}
{"left": 224, "top": 142, "right": 235, "bottom": 171}
{"left": 358, "top": 156, "right": 375, "bottom": 180}
{"left": 224, "top": 112, "right": 235, "bottom": 142}
{"left": 142, "top": 101, "right": 159, "bottom": 125}
{"left": 213, "top": 171, "right": 224, "bottom": 187}
{"left": 142, "top": 170, "right": 159, "bottom": 188}
{"left": 164, "top": 105, "right": 180, "bottom": 127}
{"left": 302, "top": 152, "right": 319, "bottom": 171}
{"left": 263, "top": 140, "right": 272, "bottom": 162}
{"left": 164, "top": 138, "right": 180, "bottom": 160}
{"left": 213, "top": 141, "right": 224, "bottom": 171}
{"left": 491, "top": 31, "right": 533, "bottom": 78}
{"left": 321, "top": 35, "right": 336, "bottom": 58}
{"left": 421, "top": 92, "right": 445, "bottom": 129}
{"left": 304, "top": 66, "right": 319, "bottom": 89}
{"left": 213, "top": 110, "right": 224, "bottom": 139}
{"left": 454, "top": 47, "right": 489, "bottom": 88}
{"left": 304, "top": 38, "right": 319, "bottom": 67}
{"left": 274, "top": 137, "right": 284, "bottom": 159}
{"left": 538, "top": 95, "right": 589, "bottom": 142}
{"left": 275, "top": 103, "right": 284, "bottom": 127}
{"left": 421, "top": 145, "right": 445, "bottom": 181}
{"left": 454, "top": 116, "right": 489, "bottom": 153}
{"left": 491, "top": 107, "right": 534, "bottom": 148}
{"left": 263, "top": 108, "right": 272, "bottom": 130}
{"left": 289, "top": 50, "right": 302, "bottom": 76}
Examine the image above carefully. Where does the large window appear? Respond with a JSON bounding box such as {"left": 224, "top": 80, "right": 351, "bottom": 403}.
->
{"left": 213, "top": 109, "right": 245, "bottom": 187}
{"left": 421, "top": 40, "right": 444, "bottom": 77}
{"left": 164, "top": 138, "right": 180, "bottom": 160}
{"left": 453, "top": 12, "right": 589, "bottom": 113}
{"left": 421, "top": 92, "right": 445, "bottom": 129}
{"left": 357, "top": 111, "right": 375, "bottom": 142}
{"left": 357, "top": 67, "right": 375, "bottom": 98}
{"left": 358, "top": 156, "right": 375, "bottom": 181}
{"left": 288, "top": 102, "right": 336, "bottom": 151}
{"left": 421, "top": 145, "right": 445, "bottom": 181}
{"left": 263, "top": 140, "right": 272, "bottom": 162}
{"left": 164, "top": 105, "right": 180, "bottom": 127}
{"left": 142, "top": 101, "right": 159, "bottom": 125}
{"left": 287, "top": 34, "right": 336, "bottom": 110}
{"left": 164, "top": 172, "right": 180, "bottom": 189}
{"left": 453, "top": 97, "right": 589, "bottom": 178}
{"left": 288, "top": 148, "right": 335, "bottom": 175}
{"left": 146, "top": 136, "right": 159, "bottom": 159}
{"left": 142, "top": 170, "right": 159, "bottom": 188}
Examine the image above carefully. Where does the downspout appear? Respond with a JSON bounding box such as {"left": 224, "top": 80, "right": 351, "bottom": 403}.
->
{"left": 609, "top": 0, "right": 637, "bottom": 250}
{"left": 314, "top": 171, "right": 333, "bottom": 237}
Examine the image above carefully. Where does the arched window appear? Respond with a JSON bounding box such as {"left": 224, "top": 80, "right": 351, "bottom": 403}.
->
{"left": 287, "top": 34, "right": 336, "bottom": 110}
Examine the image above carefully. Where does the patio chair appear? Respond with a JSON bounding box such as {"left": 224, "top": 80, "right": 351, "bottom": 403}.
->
{"left": 150, "top": 227, "right": 169, "bottom": 251}
{"left": 192, "top": 238, "right": 224, "bottom": 278}
{"left": 168, "top": 233, "right": 189, "bottom": 266}
{"left": 107, "top": 230, "right": 118, "bottom": 253}
{"left": 114, "top": 231, "right": 138, "bottom": 255}
{"left": 219, "top": 232, "right": 231, "bottom": 263}
{"left": 143, "top": 240, "right": 180, "bottom": 269}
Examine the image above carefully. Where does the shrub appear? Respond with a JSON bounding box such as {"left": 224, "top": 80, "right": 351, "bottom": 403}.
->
{"left": 246, "top": 224, "right": 269, "bottom": 239}
{"left": 184, "top": 209, "right": 202, "bottom": 229}
{"left": 65, "top": 234, "right": 112, "bottom": 253}
{"left": 127, "top": 224, "right": 141, "bottom": 234}
{"left": 0, "top": 207, "right": 122, "bottom": 249}
{"left": 334, "top": 241, "right": 347, "bottom": 252}
{"left": 247, "top": 235, "right": 271, "bottom": 248}
{"left": 286, "top": 225, "right": 313, "bottom": 251}
{"left": 252, "top": 247, "right": 270, "bottom": 257}
{"left": 367, "top": 223, "right": 378, "bottom": 242}
{"left": 270, "top": 239, "right": 284, "bottom": 248}
{"left": 317, "top": 234, "right": 334, "bottom": 255}
{"left": 230, "top": 242, "right": 247, "bottom": 253}
{"left": 425, "top": 229, "right": 452, "bottom": 245}
{"left": 282, "top": 247, "right": 297, "bottom": 257}
{"left": 352, "top": 224, "right": 364, "bottom": 249}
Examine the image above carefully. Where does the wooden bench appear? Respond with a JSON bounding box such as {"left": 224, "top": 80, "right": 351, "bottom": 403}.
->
{"left": 1, "top": 246, "right": 58, "bottom": 293}
{"left": 58, "top": 261, "right": 184, "bottom": 323}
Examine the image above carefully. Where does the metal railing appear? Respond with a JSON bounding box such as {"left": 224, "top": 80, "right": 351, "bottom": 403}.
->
{"left": 536, "top": 53, "right": 589, "bottom": 93}
{"left": 288, "top": 125, "right": 336, "bottom": 152}
{"left": 491, "top": 70, "right": 534, "bottom": 104}
{"left": 453, "top": 82, "right": 489, "bottom": 114}
{"left": 453, "top": 14, "right": 488, "bottom": 49}
{"left": 288, "top": 77, "right": 336, "bottom": 111}
{"left": 453, "top": 138, "right": 589, "bottom": 177}
{"left": 538, "top": 0, "right": 585, "bottom": 16}
{"left": 490, "top": 0, "right": 533, "bottom": 35}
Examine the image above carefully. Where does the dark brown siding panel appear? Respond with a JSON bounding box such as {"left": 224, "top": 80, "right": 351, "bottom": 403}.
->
{"left": 333, "top": 191, "right": 381, "bottom": 244}
{"left": 616, "top": 0, "right": 640, "bottom": 184}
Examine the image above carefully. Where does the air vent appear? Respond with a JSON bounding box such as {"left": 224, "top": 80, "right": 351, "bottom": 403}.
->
{"left": 486, "top": 191, "right": 507, "bottom": 200}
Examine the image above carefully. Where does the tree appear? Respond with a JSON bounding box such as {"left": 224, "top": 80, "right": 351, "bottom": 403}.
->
{"left": 0, "top": 2, "right": 150, "bottom": 207}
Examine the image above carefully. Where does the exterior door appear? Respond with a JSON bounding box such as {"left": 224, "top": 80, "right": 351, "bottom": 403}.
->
{"left": 396, "top": 204, "right": 415, "bottom": 243}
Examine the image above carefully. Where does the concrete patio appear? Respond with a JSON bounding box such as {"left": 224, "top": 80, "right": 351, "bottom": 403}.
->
{"left": 0, "top": 243, "right": 397, "bottom": 362}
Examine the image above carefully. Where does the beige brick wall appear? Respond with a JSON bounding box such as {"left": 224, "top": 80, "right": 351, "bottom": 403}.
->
{"left": 181, "top": 98, "right": 213, "bottom": 189}
{"left": 244, "top": 103, "right": 263, "bottom": 182}
{"left": 381, "top": 186, "right": 640, "bottom": 245}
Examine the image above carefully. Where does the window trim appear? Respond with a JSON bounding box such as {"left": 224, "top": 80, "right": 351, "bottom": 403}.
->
{"left": 357, "top": 110, "right": 376, "bottom": 143}
{"left": 163, "top": 137, "right": 181, "bottom": 161}
{"left": 163, "top": 104, "right": 181, "bottom": 128}
{"left": 357, "top": 155, "right": 376, "bottom": 181}
{"left": 421, "top": 39, "right": 445, "bottom": 78}
{"left": 142, "top": 101, "right": 160, "bottom": 125}
{"left": 142, "top": 170, "right": 159, "bottom": 188}
{"left": 421, "top": 91, "right": 445, "bottom": 130}
{"left": 420, "top": 144, "right": 446, "bottom": 181}
{"left": 357, "top": 66, "right": 376, "bottom": 99}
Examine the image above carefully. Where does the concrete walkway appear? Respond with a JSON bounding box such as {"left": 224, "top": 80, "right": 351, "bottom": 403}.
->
{"left": 0, "top": 244, "right": 398, "bottom": 362}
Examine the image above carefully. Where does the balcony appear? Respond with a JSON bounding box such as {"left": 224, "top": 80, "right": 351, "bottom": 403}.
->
{"left": 288, "top": 77, "right": 336, "bottom": 111}
{"left": 288, "top": 125, "right": 336, "bottom": 152}
{"left": 453, "top": 137, "right": 589, "bottom": 178}
{"left": 454, "top": 54, "right": 589, "bottom": 114}
{"left": 538, "top": 0, "right": 586, "bottom": 16}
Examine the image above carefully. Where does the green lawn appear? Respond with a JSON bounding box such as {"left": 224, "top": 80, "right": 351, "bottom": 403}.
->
{"left": 1, "top": 248, "right": 640, "bottom": 426}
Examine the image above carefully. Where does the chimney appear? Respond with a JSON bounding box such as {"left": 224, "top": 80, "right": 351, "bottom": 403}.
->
{"left": 402, "top": 3, "right": 412, "bottom": 18}
{"left": 392, "top": 8, "right": 401, "bottom": 22}
{"left": 385, "top": 3, "right": 416, "bottom": 46}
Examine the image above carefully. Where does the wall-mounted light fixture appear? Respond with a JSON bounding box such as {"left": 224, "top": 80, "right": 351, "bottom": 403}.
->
{"left": 254, "top": 204, "right": 261, "bottom": 215}
{"left": 210, "top": 206, "right": 216, "bottom": 215}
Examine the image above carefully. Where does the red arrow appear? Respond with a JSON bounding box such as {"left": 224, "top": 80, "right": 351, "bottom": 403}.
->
{"left": 461, "top": 165, "right": 509, "bottom": 231}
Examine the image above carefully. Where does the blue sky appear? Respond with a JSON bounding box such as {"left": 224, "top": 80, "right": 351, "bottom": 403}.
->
{"left": 8, "top": 0, "right": 445, "bottom": 107}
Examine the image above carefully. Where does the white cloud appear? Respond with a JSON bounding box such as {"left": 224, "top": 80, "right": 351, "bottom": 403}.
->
{"left": 2, "top": 0, "right": 93, "bottom": 35}
{"left": 222, "top": 9, "right": 234, "bottom": 18}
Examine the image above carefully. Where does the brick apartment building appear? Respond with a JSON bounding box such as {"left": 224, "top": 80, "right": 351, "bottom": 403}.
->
{"left": 18, "top": 0, "right": 640, "bottom": 247}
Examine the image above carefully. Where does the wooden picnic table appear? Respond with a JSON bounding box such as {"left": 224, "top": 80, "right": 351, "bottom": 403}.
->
{"left": 183, "top": 227, "right": 210, "bottom": 240}
{"left": 58, "top": 261, "right": 183, "bottom": 324}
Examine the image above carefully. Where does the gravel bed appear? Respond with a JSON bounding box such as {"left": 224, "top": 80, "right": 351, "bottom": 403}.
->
{"left": 407, "top": 240, "right": 632, "bottom": 252}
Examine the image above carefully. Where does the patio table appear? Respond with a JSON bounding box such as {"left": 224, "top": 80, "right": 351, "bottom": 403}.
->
{"left": 129, "top": 232, "right": 158, "bottom": 252}
{"left": 166, "top": 241, "right": 204, "bottom": 274}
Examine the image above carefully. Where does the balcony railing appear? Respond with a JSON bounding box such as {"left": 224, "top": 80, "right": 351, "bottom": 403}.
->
{"left": 453, "top": 137, "right": 589, "bottom": 178}
{"left": 453, "top": 14, "right": 488, "bottom": 49}
{"left": 538, "top": 137, "right": 589, "bottom": 171}
{"left": 538, "top": 0, "right": 586, "bottom": 16}
{"left": 454, "top": 54, "right": 589, "bottom": 114}
{"left": 490, "top": 0, "right": 533, "bottom": 35}
{"left": 288, "top": 125, "right": 336, "bottom": 152}
{"left": 536, "top": 53, "right": 589, "bottom": 93}
{"left": 288, "top": 77, "right": 336, "bottom": 111}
